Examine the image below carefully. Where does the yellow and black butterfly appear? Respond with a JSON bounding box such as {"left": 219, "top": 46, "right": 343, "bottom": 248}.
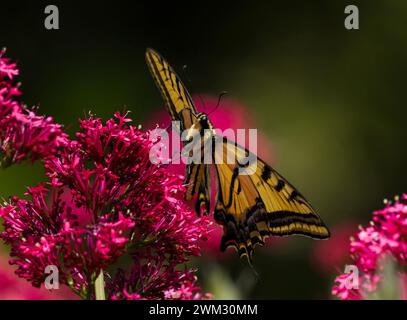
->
{"left": 145, "top": 48, "right": 330, "bottom": 262}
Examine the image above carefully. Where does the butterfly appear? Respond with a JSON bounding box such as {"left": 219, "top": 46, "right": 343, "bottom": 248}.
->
{"left": 145, "top": 48, "right": 330, "bottom": 263}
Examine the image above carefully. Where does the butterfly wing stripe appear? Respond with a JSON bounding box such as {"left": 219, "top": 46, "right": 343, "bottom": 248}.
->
{"left": 185, "top": 163, "right": 206, "bottom": 201}
{"left": 145, "top": 48, "right": 198, "bottom": 130}
{"left": 145, "top": 50, "right": 179, "bottom": 120}
{"left": 224, "top": 140, "right": 315, "bottom": 215}
{"left": 146, "top": 49, "right": 181, "bottom": 117}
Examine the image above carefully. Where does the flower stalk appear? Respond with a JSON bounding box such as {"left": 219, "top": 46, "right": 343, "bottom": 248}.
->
{"left": 95, "top": 271, "right": 106, "bottom": 300}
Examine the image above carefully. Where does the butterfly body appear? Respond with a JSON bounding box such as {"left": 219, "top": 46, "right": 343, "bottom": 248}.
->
{"left": 145, "top": 48, "right": 330, "bottom": 262}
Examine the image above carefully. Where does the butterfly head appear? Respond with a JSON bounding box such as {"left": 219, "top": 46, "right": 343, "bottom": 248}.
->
{"left": 197, "top": 113, "right": 213, "bottom": 129}
{"left": 185, "top": 113, "right": 215, "bottom": 142}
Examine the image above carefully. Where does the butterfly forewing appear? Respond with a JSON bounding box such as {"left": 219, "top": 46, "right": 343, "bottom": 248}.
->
{"left": 145, "top": 48, "right": 198, "bottom": 131}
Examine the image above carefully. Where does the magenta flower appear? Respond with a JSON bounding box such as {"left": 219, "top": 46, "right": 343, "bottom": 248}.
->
{"left": 1, "top": 181, "right": 135, "bottom": 292}
{"left": 109, "top": 260, "right": 211, "bottom": 300}
{"left": 332, "top": 195, "right": 407, "bottom": 300}
{"left": 0, "top": 50, "right": 210, "bottom": 299}
{"left": 0, "top": 49, "right": 67, "bottom": 167}
{"left": 0, "top": 111, "right": 210, "bottom": 299}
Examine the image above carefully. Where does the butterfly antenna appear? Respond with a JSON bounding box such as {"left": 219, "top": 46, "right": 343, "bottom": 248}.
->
{"left": 196, "top": 94, "right": 207, "bottom": 112}
{"left": 208, "top": 91, "right": 227, "bottom": 116}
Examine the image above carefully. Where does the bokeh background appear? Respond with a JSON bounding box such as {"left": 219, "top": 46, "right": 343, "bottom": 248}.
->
{"left": 0, "top": 0, "right": 406, "bottom": 299}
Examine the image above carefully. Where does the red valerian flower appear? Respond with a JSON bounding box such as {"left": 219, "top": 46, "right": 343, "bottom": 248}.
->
{"left": 0, "top": 50, "right": 209, "bottom": 299}
{"left": 0, "top": 256, "right": 77, "bottom": 300}
{"left": 109, "top": 259, "right": 211, "bottom": 300}
{"left": 332, "top": 195, "right": 407, "bottom": 300}
{"left": 1, "top": 111, "right": 210, "bottom": 299}
{"left": 0, "top": 183, "right": 135, "bottom": 293}
{"left": 0, "top": 49, "right": 67, "bottom": 167}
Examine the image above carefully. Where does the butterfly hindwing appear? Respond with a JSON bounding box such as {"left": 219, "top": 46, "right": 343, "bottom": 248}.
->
{"left": 196, "top": 165, "right": 211, "bottom": 215}
{"left": 213, "top": 138, "right": 330, "bottom": 261}
{"left": 185, "top": 163, "right": 205, "bottom": 201}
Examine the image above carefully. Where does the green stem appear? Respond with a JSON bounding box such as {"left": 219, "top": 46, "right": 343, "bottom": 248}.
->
{"left": 95, "top": 270, "right": 106, "bottom": 300}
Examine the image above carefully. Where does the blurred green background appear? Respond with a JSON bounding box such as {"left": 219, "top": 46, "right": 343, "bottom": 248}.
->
{"left": 1, "top": 0, "right": 406, "bottom": 299}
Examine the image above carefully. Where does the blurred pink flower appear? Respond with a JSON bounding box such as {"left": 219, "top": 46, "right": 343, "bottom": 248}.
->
{"left": 331, "top": 273, "right": 362, "bottom": 300}
{"left": 332, "top": 195, "right": 407, "bottom": 300}
{"left": 147, "top": 95, "right": 275, "bottom": 259}
{"left": 147, "top": 94, "right": 273, "bottom": 172}
{"left": 200, "top": 225, "right": 233, "bottom": 261}
{"left": 0, "top": 256, "right": 77, "bottom": 300}
{"left": 0, "top": 49, "right": 67, "bottom": 167}
{"left": 0, "top": 50, "right": 211, "bottom": 300}
{"left": 312, "top": 221, "right": 358, "bottom": 274}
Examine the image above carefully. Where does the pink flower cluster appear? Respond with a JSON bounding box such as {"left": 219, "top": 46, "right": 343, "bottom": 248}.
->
{"left": 109, "top": 261, "right": 210, "bottom": 300}
{"left": 332, "top": 195, "right": 407, "bottom": 300}
{"left": 0, "top": 51, "right": 210, "bottom": 299}
{"left": 0, "top": 48, "right": 67, "bottom": 167}
{"left": 0, "top": 256, "right": 77, "bottom": 300}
